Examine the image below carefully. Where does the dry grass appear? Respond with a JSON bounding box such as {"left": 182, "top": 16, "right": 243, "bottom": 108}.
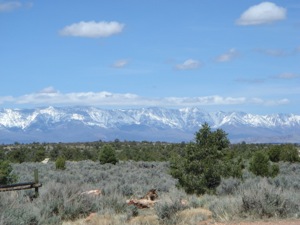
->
{"left": 62, "top": 207, "right": 211, "bottom": 225}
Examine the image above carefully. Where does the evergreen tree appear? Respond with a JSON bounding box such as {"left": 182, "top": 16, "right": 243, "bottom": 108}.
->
{"left": 268, "top": 145, "right": 281, "bottom": 162}
{"left": 249, "top": 151, "right": 279, "bottom": 177}
{"left": 280, "top": 144, "right": 299, "bottom": 162}
{"left": 99, "top": 144, "right": 118, "bottom": 165}
{"left": 249, "top": 151, "right": 270, "bottom": 177}
{"left": 170, "top": 123, "right": 230, "bottom": 194}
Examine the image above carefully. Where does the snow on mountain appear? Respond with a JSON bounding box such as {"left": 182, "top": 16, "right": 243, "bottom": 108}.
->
{"left": 0, "top": 106, "right": 299, "bottom": 144}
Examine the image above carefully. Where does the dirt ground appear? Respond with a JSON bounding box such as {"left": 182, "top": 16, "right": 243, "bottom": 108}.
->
{"left": 199, "top": 219, "right": 300, "bottom": 225}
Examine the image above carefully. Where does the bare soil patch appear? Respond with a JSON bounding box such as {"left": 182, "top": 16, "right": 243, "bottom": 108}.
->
{"left": 200, "top": 219, "right": 300, "bottom": 225}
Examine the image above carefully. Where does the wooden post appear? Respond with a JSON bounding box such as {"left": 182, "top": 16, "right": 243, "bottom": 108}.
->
{"left": 34, "top": 169, "right": 39, "bottom": 198}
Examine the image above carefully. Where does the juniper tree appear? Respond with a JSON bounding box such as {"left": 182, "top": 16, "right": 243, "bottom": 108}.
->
{"left": 170, "top": 122, "right": 231, "bottom": 194}
{"left": 99, "top": 144, "right": 118, "bottom": 165}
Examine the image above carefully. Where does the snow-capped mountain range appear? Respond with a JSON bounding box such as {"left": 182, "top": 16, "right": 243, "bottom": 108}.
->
{"left": 0, "top": 106, "right": 299, "bottom": 144}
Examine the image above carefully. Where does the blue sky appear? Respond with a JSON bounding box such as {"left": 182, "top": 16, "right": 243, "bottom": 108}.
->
{"left": 0, "top": 0, "right": 299, "bottom": 114}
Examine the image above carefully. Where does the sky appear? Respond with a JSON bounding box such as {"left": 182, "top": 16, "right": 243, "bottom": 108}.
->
{"left": 0, "top": 0, "right": 299, "bottom": 114}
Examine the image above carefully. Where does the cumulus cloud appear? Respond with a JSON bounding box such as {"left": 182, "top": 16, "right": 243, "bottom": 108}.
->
{"left": 236, "top": 2, "right": 286, "bottom": 26}
{"left": 0, "top": 1, "right": 22, "bottom": 12}
{"left": 112, "top": 59, "right": 129, "bottom": 68}
{"left": 216, "top": 48, "right": 239, "bottom": 62}
{"left": 59, "top": 21, "right": 125, "bottom": 38}
{"left": 0, "top": 89, "right": 290, "bottom": 108}
{"left": 175, "top": 59, "right": 201, "bottom": 70}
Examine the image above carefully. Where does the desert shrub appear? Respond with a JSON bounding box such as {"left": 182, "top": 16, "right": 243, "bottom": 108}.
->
{"left": 55, "top": 156, "right": 66, "bottom": 170}
{"left": 216, "top": 177, "right": 241, "bottom": 196}
{"left": 99, "top": 192, "right": 127, "bottom": 214}
{"left": 39, "top": 216, "right": 61, "bottom": 225}
{"left": 209, "top": 195, "right": 242, "bottom": 222}
{"left": 271, "top": 162, "right": 300, "bottom": 190}
{"left": 0, "top": 160, "right": 17, "bottom": 185}
{"left": 207, "top": 177, "right": 300, "bottom": 221}
{"left": 38, "top": 181, "right": 99, "bottom": 222}
{"left": 154, "top": 187, "right": 189, "bottom": 224}
{"left": 239, "top": 178, "right": 299, "bottom": 218}
{"left": 155, "top": 199, "right": 188, "bottom": 225}
{"left": 126, "top": 204, "right": 139, "bottom": 220}
{"left": 120, "top": 184, "right": 134, "bottom": 196}
{"left": 188, "top": 195, "right": 203, "bottom": 208}
{"left": 4, "top": 161, "right": 177, "bottom": 224}
{"left": 0, "top": 206, "right": 40, "bottom": 225}
{"left": 0, "top": 191, "right": 41, "bottom": 225}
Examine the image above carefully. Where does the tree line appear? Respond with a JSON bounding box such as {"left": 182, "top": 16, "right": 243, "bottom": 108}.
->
{"left": 1, "top": 123, "right": 299, "bottom": 195}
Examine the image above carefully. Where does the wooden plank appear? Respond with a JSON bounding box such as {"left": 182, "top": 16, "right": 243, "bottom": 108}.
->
{"left": 0, "top": 183, "right": 42, "bottom": 192}
{"left": 34, "top": 169, "right": 39, "bottom": 197}
{"left": 0, "top": 182, "right": 35, "bottom": 188}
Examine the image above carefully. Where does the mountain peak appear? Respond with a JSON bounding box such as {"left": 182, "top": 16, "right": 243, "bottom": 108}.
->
{"left": 0, "top": 106, "right": 299, "bottom": 144}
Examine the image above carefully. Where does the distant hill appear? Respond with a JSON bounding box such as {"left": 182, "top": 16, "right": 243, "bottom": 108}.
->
{"left": 0, "top": 106, "right": 299, "bottom": 144}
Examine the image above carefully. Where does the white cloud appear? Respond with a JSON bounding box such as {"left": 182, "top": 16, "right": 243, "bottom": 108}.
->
{"left": 0, "top": 1, "right": 22, "bottom": 12}
{"left": 259, "top": 98, "right": 289, "bottom": 106}
{"left": 216, "top": 48, "right": 239, "bottom": 62}
{"left": 236, "top": 2, "right": 286, "bottom": 26}
{"left": 38, "top": 86, "right": 59, "bottom": 94}
{"left": 0, "top": 89, "right": 290, "bottom": 108}
{"left": 112, "top": 59, "right": 129, "bottom": 68}
{"left": 165, "top": 96, "right": 247, "bottom": 105}
{"left": 59, "top": 21, "right": 125, "bottom": 38}
{"left": 0, "top": 96, "right": 14, "bottom": 104}
{"left": 175, "top": 59, "right": 201, "bottom": 70}
{"left": 249, "top": 98, "right": 289, "bottom": 106}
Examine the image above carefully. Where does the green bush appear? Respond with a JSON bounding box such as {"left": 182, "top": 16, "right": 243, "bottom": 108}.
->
{"left": 279, "top": 144, "right": 299, "bottom": 162}
{"left": 99, "top": 144, "right": 118, "bottom": 165}
{"left": 249, "top": 151, "right": 270, "bottom": 177}
{"left": 55, "top": 156, "right": 66, "bottom": 170}
{"left": 268, "top": 145, "right": 281, "bottom": 162}
{"left": 0, "top": 160, "right": 17, "bottom": 185}
{"left": 249, "top": 151, "right": 279, "bottom": 177}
